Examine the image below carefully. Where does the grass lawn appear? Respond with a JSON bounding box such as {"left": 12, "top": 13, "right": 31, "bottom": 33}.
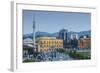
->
{"left": 56, "top": 48, "right": 91, "bottom": 60}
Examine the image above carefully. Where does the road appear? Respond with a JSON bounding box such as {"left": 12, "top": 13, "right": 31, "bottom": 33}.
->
{"left": 36, "top": 51, "right": 74, "bottom": 62}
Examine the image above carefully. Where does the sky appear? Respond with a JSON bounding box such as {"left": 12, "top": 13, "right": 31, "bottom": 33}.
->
{"left": 23, "top": 10, "right": 91, "bottom": 34}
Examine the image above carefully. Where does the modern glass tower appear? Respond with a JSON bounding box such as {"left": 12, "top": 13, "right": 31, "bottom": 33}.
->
{"left": 59, "top": 29, "right": 68, "bottom": 48}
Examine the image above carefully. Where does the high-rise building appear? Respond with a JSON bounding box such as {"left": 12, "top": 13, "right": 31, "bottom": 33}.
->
{"left": 58, "top": 29, "right": 68, "bottom": 48}
{"left": 71, "top": 33, "right": 78, "bottom": 40}
{"left": 70, "top": 33, "right": 78, "bottom": 48}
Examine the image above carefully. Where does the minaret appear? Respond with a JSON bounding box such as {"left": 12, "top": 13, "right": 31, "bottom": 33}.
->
{"left": 33, "top": 15, "right": 36, "bottom": 45}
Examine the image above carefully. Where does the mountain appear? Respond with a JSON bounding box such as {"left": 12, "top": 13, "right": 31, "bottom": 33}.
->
{"left": 77, "top": 30, "right": 91, "bottom": 38}
{"left": 23, "top": 31, "right": 58, "bottom": 39}
{"left": 36, "top": 31, "right": 50, "bottom": 36}
{"left": 23, "top": 30, "right": 91, "bottom": 39}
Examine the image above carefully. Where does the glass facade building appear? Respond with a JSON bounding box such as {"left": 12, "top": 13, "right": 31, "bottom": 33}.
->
{"left": 58, "top": 29, "right": 68, "bottom": 48}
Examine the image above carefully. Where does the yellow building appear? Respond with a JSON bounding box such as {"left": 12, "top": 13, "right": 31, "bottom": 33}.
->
{"left": 36, "top": 37, "right": 63, "bottom": 52}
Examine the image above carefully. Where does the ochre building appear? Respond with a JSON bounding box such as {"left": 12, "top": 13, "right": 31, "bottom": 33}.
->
{"left": 36, "top": 37, "right": 63, "bottom": 52}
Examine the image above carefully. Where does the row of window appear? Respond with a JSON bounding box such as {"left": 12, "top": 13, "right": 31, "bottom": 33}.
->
{"left": 39, "top": 47, "right": 62, "bottom": 52}
{"left": 39, "top": 40, "right": 63, "bottom": 44}
{"left": 40, "top": 45, "right": 63, "bottom": 48}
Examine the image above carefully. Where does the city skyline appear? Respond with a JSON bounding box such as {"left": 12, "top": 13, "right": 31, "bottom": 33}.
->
{"left": 23, "top": 10, "right": 91, "bottom": 34}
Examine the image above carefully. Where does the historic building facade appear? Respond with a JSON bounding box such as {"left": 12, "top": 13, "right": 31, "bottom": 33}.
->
{"left": 78, "top": 37, "right": 91, "bottom": 49}
{"left": 36, "top": 37, "right": 63, "bottom": 52}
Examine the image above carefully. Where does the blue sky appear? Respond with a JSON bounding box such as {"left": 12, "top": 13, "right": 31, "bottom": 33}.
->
{"left": 23, "top": 10, "right": 91, "bottom": 34}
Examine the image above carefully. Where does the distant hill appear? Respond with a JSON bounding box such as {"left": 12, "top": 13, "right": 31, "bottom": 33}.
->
{"left": 77, "top": 30, "right": 91, "bottom": 38}
{"left": 23, "top": 30, "right": 91, "bottom": 39}
{"left": 23, "top": 31, "right": 58, "bottom": 39}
